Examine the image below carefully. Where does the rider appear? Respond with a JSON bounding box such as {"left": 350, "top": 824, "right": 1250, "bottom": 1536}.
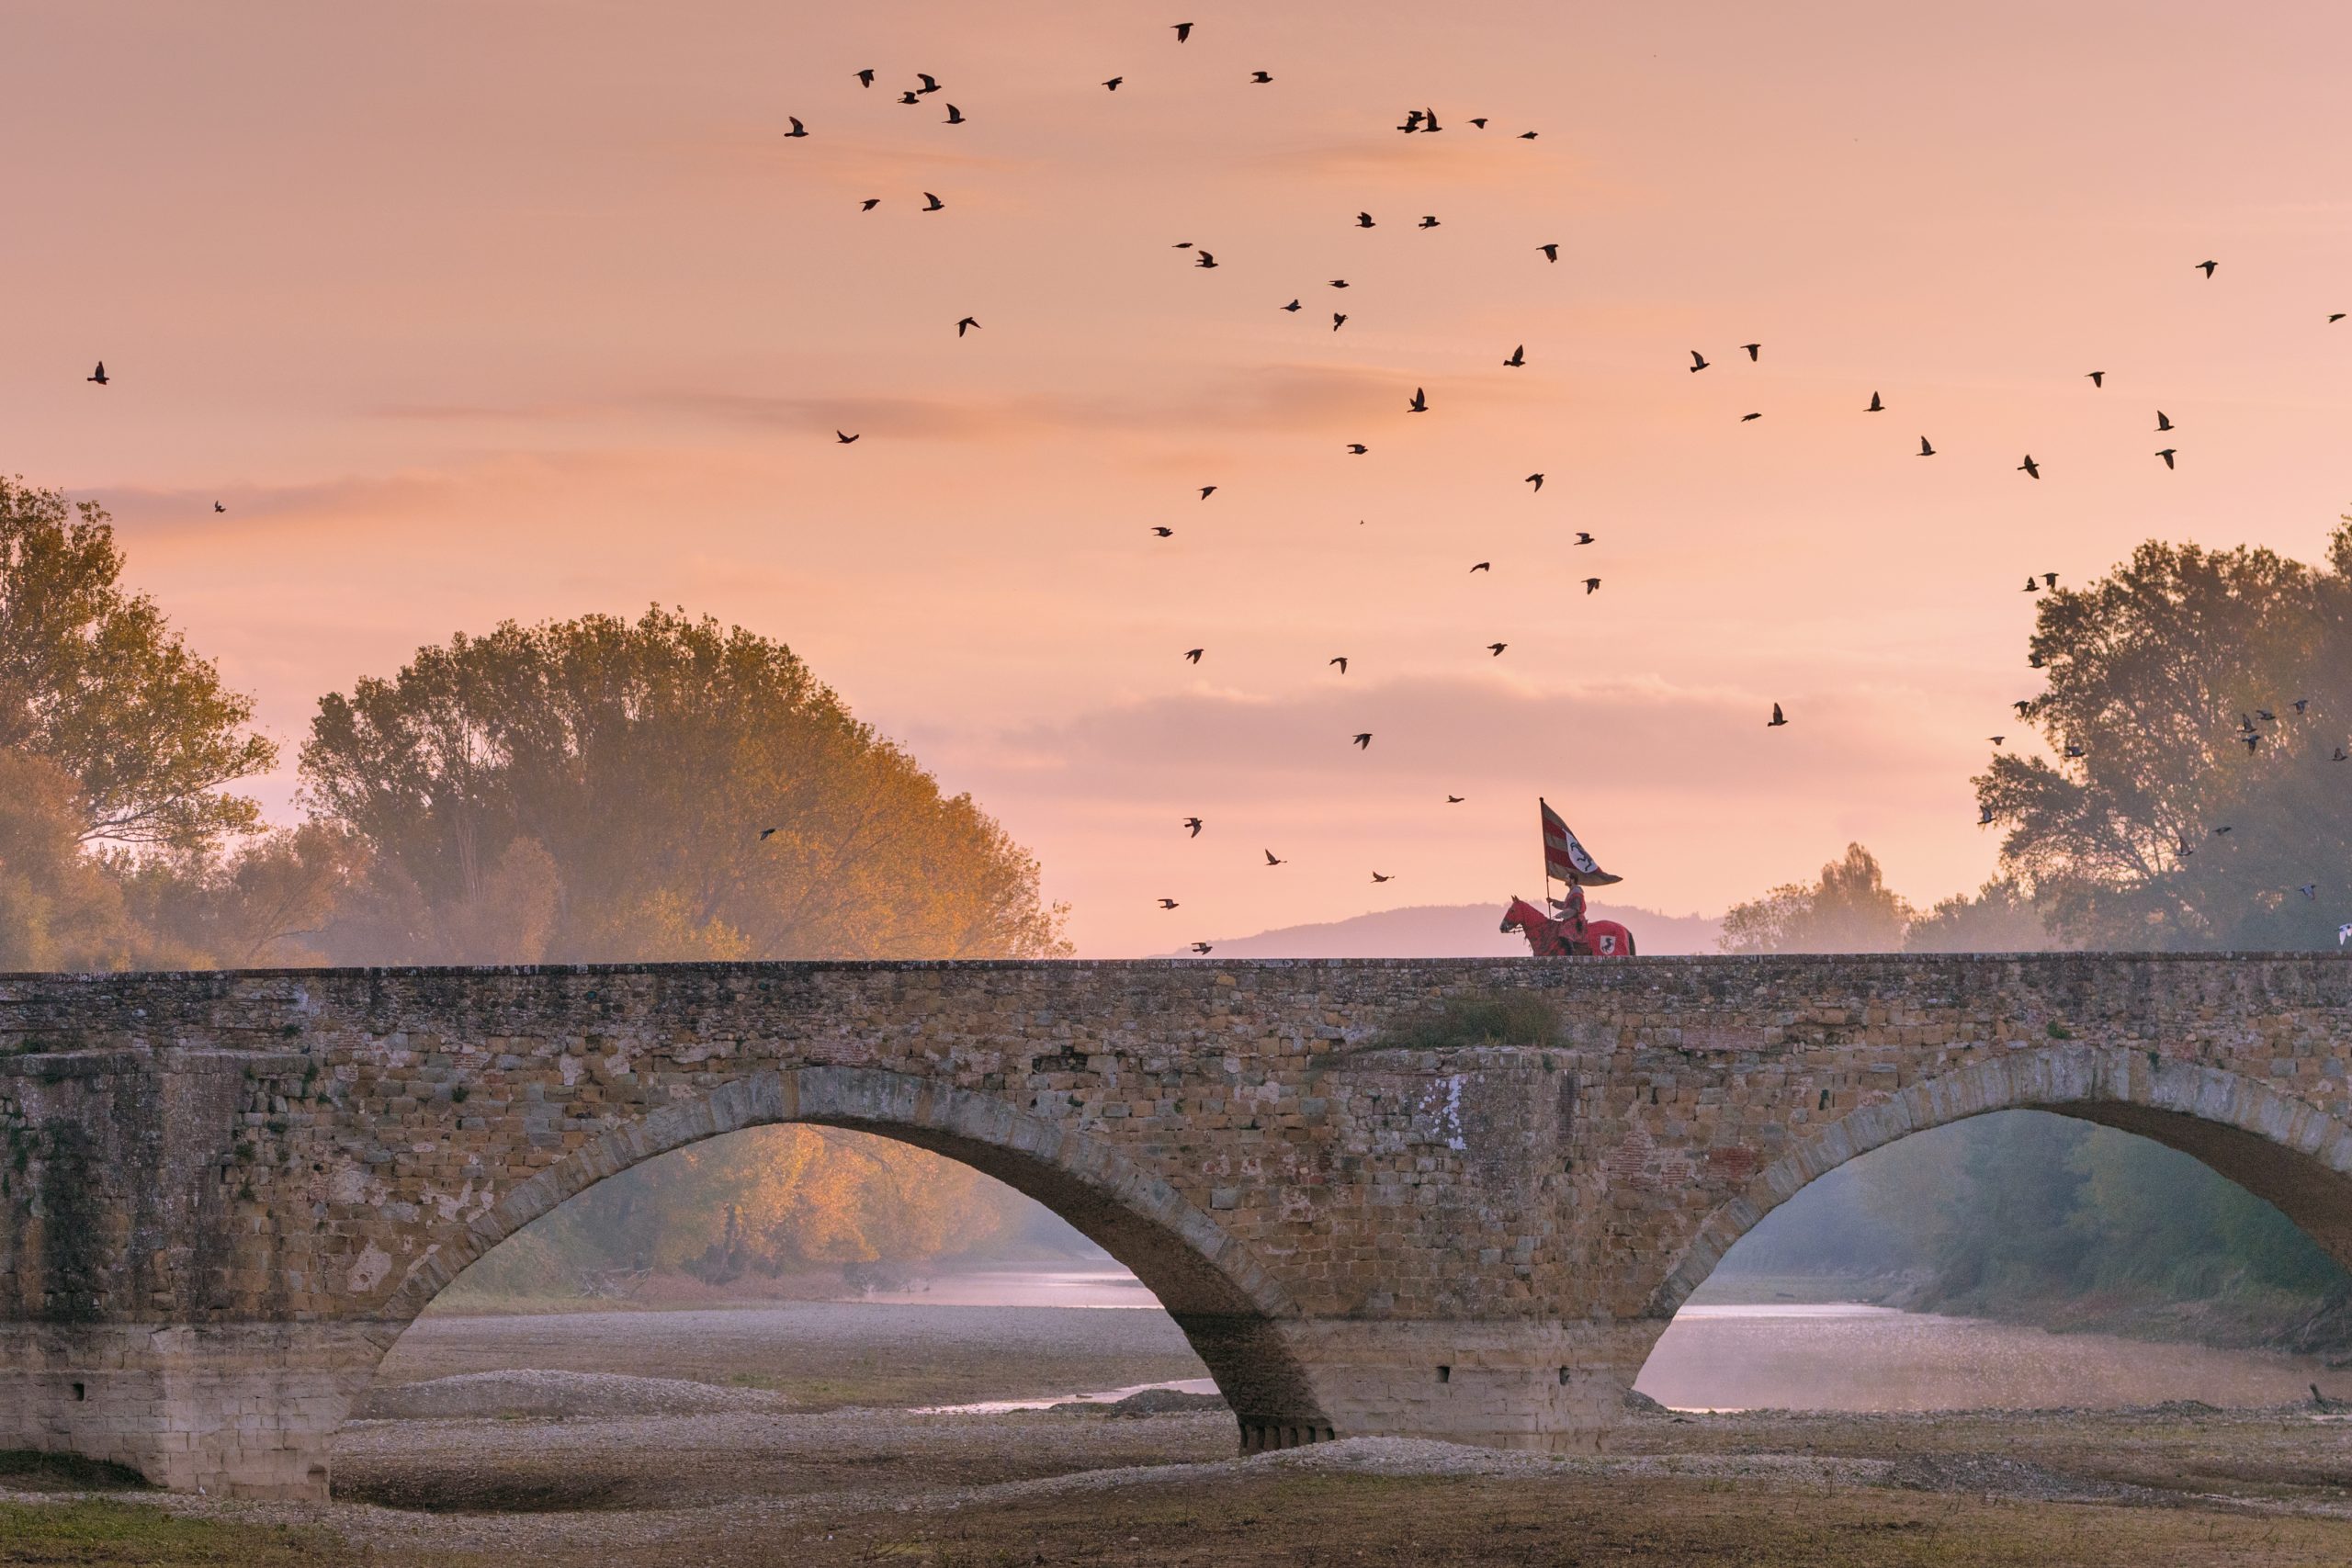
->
{"left": 1548, "top": 882, "right": 1589, "bottom": 944}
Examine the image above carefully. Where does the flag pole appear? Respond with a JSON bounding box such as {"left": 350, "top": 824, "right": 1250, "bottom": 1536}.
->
{"left": 1539, "top": 796, "right": 1553, "bottom": 913}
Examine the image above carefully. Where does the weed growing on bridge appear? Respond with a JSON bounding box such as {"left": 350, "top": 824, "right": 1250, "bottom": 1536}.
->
{"left": 1374, "top": 991, "right": 1562, "bottom": 1052}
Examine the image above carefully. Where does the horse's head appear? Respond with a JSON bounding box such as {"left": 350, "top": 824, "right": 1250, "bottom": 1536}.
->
{"left": 1499, "top": 897, "right": 1544, "bottom": 933}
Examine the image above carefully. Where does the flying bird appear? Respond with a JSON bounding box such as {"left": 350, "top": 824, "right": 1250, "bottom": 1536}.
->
{"left": 1250, "top": 71, "right": 1272, "bottom": 83}
{"left": 1330, "top": 657, "right": 1348, "bottom": 672}
{"left": 899, "top": 91, "right": 920, "bottom": 104}
{"left": 1263, "top": 849, "right": 1285, "bottom": 866}
{"left": 1688, "top": 350, "right": 1709, "bottom": 372}
{"left": 1504, "top": 344, "right": 1526, "bottom": 367}
{"left": 836, "top": 431, "right": 860, "bottom": 444}
{"left": 1398, "top": 110, "right": 1425, "bottom": 132}
{"left": 1866, "top": 390, "right": 1883, "bottom": 412}
{"left": 916, "top": 73, "right": 942, "bottom": 94}
{"left": 2018, "top": 455, "right": 2040, "bottom": 479}
{"left": 1740, "top": 412, "right": 1761, "bottom": 422}
{"left": 1356, "top": 211, "right": 1375, "bottom": 228}
{"left": 2293, "top": 696, "right": 2312, "bottom": 714}
{"left": 1182, "top": 648, "right": 1203, "bottom": 663}
{"left": 1372, "top": 872, "right": 1395, "bottom": 884}
{"left": 1538, "top": 243, "right": 1559, "bottom": 262}
{"left": 2014, "top": 700, "right": 2034, "bottom": 716}
{"left": 1157, "top": 898, "right": 1180, "bottom": 909}
{"left": 1103, "top": 76, "right": 1124, "bottom": 90}
{"left": 1408, "top": 387, "right": 1428, "bottom": 413}
{"left": 1918, "top": 436, "right": 1937, "bottom": 457}
{"left": 1768, "top": 703, "right": 1787, "bottom": 728}
{"left": 2086, "top": 371, "right": 2105, "bottom": 388}
{"left": 1282, "top": 299, "right": 1302, "bottom": 312}
{"left": 1183, "top": 818, "right": 1203, "bottom": 837}
{"left": 861, "top": 197, "right": 880, "bottom": 210}
{"left": 2042, "top": 572, "right": 2058, "bottom": 589}
{"left": 1743, "top": 344, "right": 1760, "bottom": 361}
{"left": 943, "top": 103, "right": 965, "bottom": 124}
{"left": 2335, "top": 748, "right": 2349, "bottom": 762}
{"left": 1980, "top": 806, "right": 1996, "bottom": 825}
{"left": 1573, "top": 532, "right": 1593, "bottom": 545}
{"left": 1989, "top": 736, "right": 2005, "bottom": 747}
{"left": 785, "top": 117, "right": 808, "bottom": 138}
{"left": 2156, "top": 448, "right": 2177, "bottom": 469}
{"left": 212, "top": 501, "right": 224, "bottom": 513}
{"left": 1191, "top": 942, "right": 1214, "bottom": 954}
{"left": 1171, "top": 21, "right": 1193, "bottom": 40}
{"left": 1583, "top": 577, "right": 1600, "bottom": 594}
{"left": 1487, "top": 642, "right": 1507, "bottom": 657}
{"left": 1520, "top": 130, "right": 1537, "bottom": 139}
{"left": 2196, "top": 259, "right": 2217, "bottom": 277}
{"left": 2242, "top": 733, "right": 2262, "bottom": 753}
{"left": 1332, "top": 313, "right": 1348, "bottom": 330}
{"left": 2300, "top": 884, "right": 2319, "bottom": 900}
{"left": 956, "top": 316, "right": 979, "bottom": 336}
{"left": 760, "top": 828, "right": 779, "bottom": 841}
{"left": 1469, "top": 561, "right": 1491, "bottom": 572}
{"left": 2023, "top": 577, "right": 2041, "bottom": 592}
{"left": 1418, "top": 215, "right": 1440, "bottom": 229}
{"left": 1446, "top": 795, "right": 1465, "bottom": 804}
{"left": 2065, "top": 743, "right": 2086, "bottom": 759}
{"left": 1421, "top": 107, "right": 1442, "bottom": 131}
{"left": 1195, "top": 251, "right": 1217, "bottom": 267}
{"left": 1352, "top": 733, "right": 1373, "bottom": 749}
{"left": 2156, "top": 411, "right": 2174, "bottom": 432}
{"left": 1346, "top": 443, "right": 1368, "bottom": 454}
{"left": 87, "top": 362, "right": 107, "bottom": 385}
{"left": 1469, "top": 118, "right": 1487, "bottom": 128}
{"left": 2213, "top": 825, "right": 2233, "bottom": 835}
{"left": 1525, "top": 473, "right": 1544, "bottom": 491}
{"left": 2333, "top": 314, "right": 2346, "bottom": 323}
{"left": 922, "top": 192, "right": 944, "bottom": 210}
{"left": 1329, "top": 279, "right": 1350, "bottom": 288}
{"left": 856, "top": 69, "right": 876, "bottom": 86}
{"left": 1150, "top": 526, "right": 1173, "bottom": 537}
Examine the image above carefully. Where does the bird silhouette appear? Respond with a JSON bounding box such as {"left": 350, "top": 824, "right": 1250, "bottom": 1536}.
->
{"left": 916, "top": 73, "right": 942, "bottom": 93}
{"left": 1740, "top": 412, "right": 1761, "bottom": 422}
{"left": 1918, "top": 436, "right": 1936, "bottom": 457}
{"left": 2014, "top": 700, "right": 2034, "bottom": 717}
{"left": 1346, "top": 442, "right": 1368, "bottom": 454}
{"left": 1150, "top": 526, "right": 1174, "bottom": 537}
{"left": 1356, "top": 211, "right": 1375, "bottom": 228}
{"left": 1398, "top": 110, "right": 1425, "bottom": 132}
{"left": 1689, "top": 350, "right": 1709, "bottom": 372}
{"left": 2213, "top": 825, "right": 2233, "bottom": 835}
{"left": 856, "top": 69, "right": 876, "bottom": 87}
{"left": 2294, "top": 696, "right": 2312, "bottom": 714}
{"left": 1504, "top": 344, "right": 1525, "bottom": 367}
{"left": 2029, "top": 651, "right": 2046, "bottom": 669}
{"left": 1332, "top": 313, "right": 1348, "bottom": 331}
{"left": 2022, "top": 577, "right": 2041, "bottom": 593}
{"left": 1573, "top": 532, "right": 1594, "bottom": 545}
{"left": 1372, "top": 872, "right": 1395, "bottom": 883}
{"left": 2156, "top": 411, "right": 2174, "bottom": 432}
{"left": 943, "top": 103, "right": 965, "bottom": 124}
{"left": 1979, "top": 806, "right": 1996, "bottom": 825}
{"left": 1520, "top": 130, "right": 1537, "bottom": 139}
{"left": 1172, "top": 21, "right": 1193, "bottom": 40}
{"left": 87, "top": 362, "right": 107, "bottom": 385}
{"left": 2042, "top": 572, "right": 2058, "bottom": 589}
{"left": 900, "top": 91, "right": 920, "bottom": 104}
{"left": 1407, "top": 387, "right": 1428, "bottom": 413}
{"left": 922, "top": 192, "right": 944, "bottom": 211}
{"left": 1198, "top": 485, "right": 1217, "bottom": 500}
{"left": 1330, "top": 657, "right": 1348, "bottom": 672}
{"left": 1525, "top": 473, "right": 1544, "bottom": 491}
{"left": 2018, "top": 456, "right": 2040, "bottom": 479}
{"left": 212, "top": 501, "right": 225, "bottom": 513}
{"left": 1583, "top": 577, "right": 1600, "bottom": 594}
{"left": 1263, "top": 849, "right": 1285, "bottom": 865}
{"left": 1250, "top": 71, "right": 1272, "bottom": 83}
{"left": 2335, "top": 748, "right": 2349, "bottom": 762}
{"left": 2156, "top": 448, "right": 2177, "bottom": 469}
{"left": 1418, "top": 215, "right": 1440, "bottom": 229}
{"left": 1282, "top": 299, "right": 1302, "bottom": 312}
{"left": 786, "top": 117, "right": 808, "bottom": 138}
{"left": 1330, "top": 279, "right": 1350, "bottom": 288}
{"left": 1182, "top": 648, "right": 1203, "bottom": 663}
{"left": 836, "top": 431, "right": 860, "bottom": 444}
{"left": 1352, "top": 733, "right": 1373, "bottom": 749}
{"left": 1446, "top": 795, "right": 1465, "bottom": 804}
{"left": 1487, "top": 642, "right": 1507, "bottom": 657}
{"left": 1195, "top": 252, "right": 1217, "bottom": 268}
{"left": 1469, "top": 561, "right": 1491, "bottom": 572}
{"left": 861, "top": 197, "right": 880, "bottom": 210}
{"left": 2086, "top": 371, "right": 2105, "bottom": 387}
{"left": 1743, "top": 344, "right": 1760, "bottom": 361}
{"left": 956, "top": 316, "right": 979, "bottom": 336}
{"left": 2196, "top": 259, "right": 2217, "bottom": 277}
{"left": 1184, "top": 818, "right": 1203, "bottom": 837}
{"left": 1866, "top": 390, "right": 1883, "bottom": 412}
{"left": 1989, "top": 736, "right": 2005, "bottom": 747}
{"left": 2301, "top": 884, "right": 2319, "bottom": 900}
{"left": 1191, "top": 942, "right": 1215, "bottom": 954}
{"left": 2333, "top": 314, "right": 2346, "bottom": 323}
{"left": 1469, "top": 118, "right": 1487, "bottom": 129}
{"left": 1158, "top": 898, "right": 1180, "bottom": 909}
{"left": 1103, "top": 76, "right": 1124, "bottom": 91}
{"left": 1768, "top": 703, "right": 1787, "bottom": 728}
{"left": 2065, "top": 744, "right": 2086, "bottom": 759}
{"left": 1422, "top": 107, "right": 1442, "bottom": 131}
{"left": 1538, "top": 243, "right": 1559, "bottom": 262}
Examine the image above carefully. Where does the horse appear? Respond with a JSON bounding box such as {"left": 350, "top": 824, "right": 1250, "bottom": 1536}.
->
{"left": 1500, "top": 894, "right": 1636, "bottom": 958}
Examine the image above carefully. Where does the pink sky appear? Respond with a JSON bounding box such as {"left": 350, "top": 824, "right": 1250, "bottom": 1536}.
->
{"left": 7, "top": 1, "right": 2349, "bottom": 954}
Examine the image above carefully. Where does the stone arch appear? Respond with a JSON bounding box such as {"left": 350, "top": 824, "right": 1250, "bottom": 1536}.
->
{"left": 373, "top": 1066, "right": 1326, "bottom": 1447}
{"left": 1645, "top": 1044, "right": 2352, "bottom": 1322}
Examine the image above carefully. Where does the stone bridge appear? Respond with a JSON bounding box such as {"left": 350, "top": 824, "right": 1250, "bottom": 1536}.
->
{"left": 6, "top": 954, "right": 2352, "bottom": 1498}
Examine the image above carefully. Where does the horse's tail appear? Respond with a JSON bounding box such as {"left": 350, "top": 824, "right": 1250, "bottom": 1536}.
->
{"left": 1623, "top": 930, "right": 1637, "bottom": 957}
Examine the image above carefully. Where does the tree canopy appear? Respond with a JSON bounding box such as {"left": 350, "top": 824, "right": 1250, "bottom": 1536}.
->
{"left": 0, "top": 478, "right": 277, "bottom": 852}
{"left": 1719, "top": 842, "right": 1914, "bottom": 953}
{"left": 300, "top": 606, "right": 1068, "bottom": 964}
{"left": 1977, "top": 519, "right": 2352, "bottom": 948}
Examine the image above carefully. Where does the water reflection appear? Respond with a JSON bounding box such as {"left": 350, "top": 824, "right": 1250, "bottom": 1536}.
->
{"left": 855, "top": 1267, "right": 1159, "bottom": 1309}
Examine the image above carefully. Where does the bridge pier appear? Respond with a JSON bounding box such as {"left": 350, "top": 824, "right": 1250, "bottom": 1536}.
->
{"left": 0, "top": 1322, "right": 385, "bottom": 1500}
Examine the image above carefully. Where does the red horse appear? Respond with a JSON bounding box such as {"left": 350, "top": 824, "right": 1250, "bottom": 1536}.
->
{"left": 1501, "top": 887, "right": 1636, "bottom": 957}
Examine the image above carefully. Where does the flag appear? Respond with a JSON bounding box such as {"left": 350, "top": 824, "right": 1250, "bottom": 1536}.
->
{"left": 1541, "top": 799, "right": 1621, "bottom": 886}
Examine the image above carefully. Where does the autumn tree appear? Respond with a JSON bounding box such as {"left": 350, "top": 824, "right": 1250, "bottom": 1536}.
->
{"left": 1976, "top": 521, "right": 2352, "bottom": 948}
{"left": 0, "top": 478, "right": 277, "bottom": 852}
{"left": 300, "top": 605, "right": 1067, "bottom": 964}
{"left": 0, "top": 750, "right": 147, "bottom": 971}
{"left": 1718, "top": 842, "right": 1913, "bottom": 953}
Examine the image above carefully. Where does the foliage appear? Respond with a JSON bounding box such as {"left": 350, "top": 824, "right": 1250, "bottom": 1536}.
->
{"left": 299, "top": 605, "right": 1068, "bottom": 964}
{"left": 109, "top": 825, "right": 368, "bottom": 969}
{"left": 0, "top": 751, "right": 147, "bottom": 972}
{"left": 0, "top": 1498, "right": 347, "bottom": 1563}
{"left": 1374, "top": 991, "right": 1561, "bottom": 1051}
{"left": 0, "top": 478, "right": 277, "bottom": 852}
{"left": 1976, "top": 520, "right": 2352, "bottom": 949}
{"left": 1903, "top": 877, "right": 2063, "bottom": 953}
{"left": 1719, "top": 843, "right": 1913, "bottom": 953}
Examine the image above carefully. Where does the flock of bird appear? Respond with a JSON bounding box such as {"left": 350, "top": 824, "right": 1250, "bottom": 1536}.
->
{"left": 81, "top": 21, "right": 2348, "bottom": 952}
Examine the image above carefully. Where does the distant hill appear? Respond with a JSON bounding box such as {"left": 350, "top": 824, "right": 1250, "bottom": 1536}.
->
{"left": 1165, "top": 901, "right": 1723, "bottom": 959}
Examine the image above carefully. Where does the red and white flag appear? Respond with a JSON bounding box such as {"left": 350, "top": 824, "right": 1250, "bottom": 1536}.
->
{"left": 1541, "top": 799, "right": 1621, "bottom": 886}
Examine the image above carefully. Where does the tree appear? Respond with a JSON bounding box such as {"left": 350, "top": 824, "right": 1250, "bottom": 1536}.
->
{"left": 0, "top": 478, "right": 277, "bottom": 852}
{"left": 300, "top": 606, "right": 1068, "bottom": 963}
{"left": 0, "top": 750, "right": 145, "bottom": 972}
{"left": 1976, "top": 523, "right": 2351, "bottom": 949}
{"left": 1719, "top": 843, "right": 1912, "bottom": 953}
{"left": 1904, "top": 877, "right": 2063, "bottom": 953}
{"left": 112, "top": 825, "right": 369, "bottom": 969}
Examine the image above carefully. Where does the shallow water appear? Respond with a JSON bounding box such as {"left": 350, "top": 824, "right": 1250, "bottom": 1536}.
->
{"left": 858, "top": 1267, "right": 1161, "bottom": 1309}
{"left": 915, "top": 1376, "right": 1223, "bottom": 1414}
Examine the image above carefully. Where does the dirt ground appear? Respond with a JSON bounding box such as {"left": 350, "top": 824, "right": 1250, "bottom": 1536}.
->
{"left": 8, "top": 1304, "right": 2352, "bottom": 1567}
